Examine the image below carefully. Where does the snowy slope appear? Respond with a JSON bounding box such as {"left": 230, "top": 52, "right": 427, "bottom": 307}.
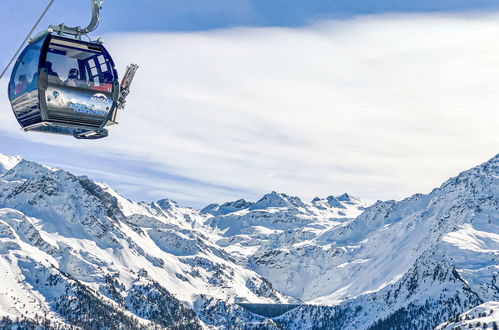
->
{"left": 437, "top": 301, "right": 499, "bottom": 329}
{"left": 260, "top": 154, "right": 498, "bottom": 329}
{"left": 277, "top": 254, "right": 484, "bottom": 329}
{"left": 234, "top": 155, "right": 499, "bottom": 305}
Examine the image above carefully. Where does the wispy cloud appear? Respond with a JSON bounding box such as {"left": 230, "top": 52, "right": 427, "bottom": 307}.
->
{"left": 1, "top": 13, "right": 498, "bottom": 207}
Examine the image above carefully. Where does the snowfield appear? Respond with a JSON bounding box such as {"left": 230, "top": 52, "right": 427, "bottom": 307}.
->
{"left": 0, "top": 153, "right": 497, "bottom": 329}
{"left": 437, "top": 301, "right": 499, "bottom": 329}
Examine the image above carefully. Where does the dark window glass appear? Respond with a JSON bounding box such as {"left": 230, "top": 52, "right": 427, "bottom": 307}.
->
{"left": 9, "top": 38, "right": 43, "bottom": 98}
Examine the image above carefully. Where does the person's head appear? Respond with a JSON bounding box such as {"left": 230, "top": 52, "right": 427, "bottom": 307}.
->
{"left": 19, "top": 75, "right": 27, "bottom": 83}
{"left": 101, "top": 72, "right": 113, "bottom": 83}
{"left": 45, "top": 61, "right": 53, "bottom": 71}
{"left": 68, "top": 68, "right": 79, "bottom": 79}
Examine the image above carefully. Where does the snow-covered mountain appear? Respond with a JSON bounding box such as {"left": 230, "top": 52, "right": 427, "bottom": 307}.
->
{"left": 0, "top": 155, "right": 290, "bottom": 328}
{"left": 272, "top": 154, "right": 499, "bottom": 329}
{"left": 205, "top": 191, "right": 368, "bottom": 298}
{"left": 0, "top": 153, "right": 497, "bottom": 329}
{"left": 216, "top": 155, "right": 499, "bottom": 308}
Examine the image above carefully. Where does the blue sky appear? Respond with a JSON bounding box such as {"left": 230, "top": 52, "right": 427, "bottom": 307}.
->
{"left": 3, "top": 0, "right": 499, "bottom": 36}
{"left": 1, "top": 1, "right": 498, "bottom": 207}
{"left": 2, "top": 1, "right": 499, "bottom": 57}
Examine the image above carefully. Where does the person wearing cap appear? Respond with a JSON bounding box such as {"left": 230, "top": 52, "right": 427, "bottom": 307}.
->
{"left": 64, "top": 68, "right": 80, "bottom": 87}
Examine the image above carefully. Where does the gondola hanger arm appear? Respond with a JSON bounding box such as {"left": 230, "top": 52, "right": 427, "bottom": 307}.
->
{"left": 49, "top": 0, "right": 104, "bottom": 37}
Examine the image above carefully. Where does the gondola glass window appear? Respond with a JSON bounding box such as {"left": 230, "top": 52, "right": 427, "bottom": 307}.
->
{"left": 46, "top": 38, "right": 115, "bottom": 93}
{"left": 8, "top": 38, "right": 44, "bottom": 99}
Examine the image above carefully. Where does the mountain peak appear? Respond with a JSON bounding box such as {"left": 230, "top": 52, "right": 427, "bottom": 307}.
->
{"left": 326, "top": 196, "right": 347, "bottom": 209}
{"left": 437, "top": 153, "right": 498, "bottom": 194}
{"left": 1, "top": 158, "right": 53, "bottom": 179}
{"left": 335, "top": 193, "right": 363, "bottom": 204}
{"left": 0, "top": 154, "right": 22, "bottom": 174}
{"left": 221, "top": 198, "right": 252, "bottom": 209}
{"left": 336, "top": 193, "right": 352, "bottom": 201}
{"left": 311, "top": 194, "right": 365, "bottom": 210}
{"left": 200, "top": 203, "right": 219, "bottom": 214}
{"left": 155, "top": 198, "right": 180, "bottom": 211}
{"left": 250, "top": 191, "right": 306, "bottom": 210}
{"left": 201, "top": 199, "right": 254, "bottom": 216}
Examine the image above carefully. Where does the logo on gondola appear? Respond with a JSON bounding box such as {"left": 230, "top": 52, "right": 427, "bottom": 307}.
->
{"left": 69, "top": 102, "right": 105, "bottom": 117}
{"left": 91, "top": 93, "right": 108, "bottom": 104}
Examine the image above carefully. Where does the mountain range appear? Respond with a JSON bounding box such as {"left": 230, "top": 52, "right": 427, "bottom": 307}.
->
{"left": 0, "top": 153, "right": 497, "bottom": 329}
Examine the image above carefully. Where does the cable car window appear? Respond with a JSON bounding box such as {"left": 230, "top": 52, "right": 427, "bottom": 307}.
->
{"left": 46, "top": 39, "right": 115, "bottom": 92}
{"left": 9, "top": 38, "right": 44, "bottom": 99}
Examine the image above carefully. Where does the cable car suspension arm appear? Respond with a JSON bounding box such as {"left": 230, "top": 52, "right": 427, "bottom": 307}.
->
{"left": 49, "top": 0, "right": 104, "bottom": 37}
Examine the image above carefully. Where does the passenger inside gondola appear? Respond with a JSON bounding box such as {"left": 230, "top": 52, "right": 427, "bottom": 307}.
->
{"left": 14, "top": 75, "right": 29, "bottom": 95}
{"left": 46, "top": 61, "right": 62, "bottom": 84}
{"left": 92, "top": 71, "right": 113, "bottom": 92}
{"left": 64, "top": 68, "right": 80, "bottom": 87}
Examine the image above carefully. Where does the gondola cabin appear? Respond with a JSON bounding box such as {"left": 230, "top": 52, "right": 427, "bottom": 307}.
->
{"left": 8, "top": 33, "right": 120, "bottom": 139}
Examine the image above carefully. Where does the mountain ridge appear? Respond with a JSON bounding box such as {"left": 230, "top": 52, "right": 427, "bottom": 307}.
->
{"left": 0, "top": 153, "right": 497, "bottom": 329}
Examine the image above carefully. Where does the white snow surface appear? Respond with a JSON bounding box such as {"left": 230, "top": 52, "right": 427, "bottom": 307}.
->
{"left": 437, "top": 301, "right": 499, "bottom": 329}
{"left": 225, "top": 154, "right": 499, "bottom": 304}
{"left": 205, "top": 191, "right": 369, "bottom": 299}
{"left": 0, "top": 155, "right": 292, "bottom": 321}
{"left": 0, "top": 152, "right": 498, "bottom": 328}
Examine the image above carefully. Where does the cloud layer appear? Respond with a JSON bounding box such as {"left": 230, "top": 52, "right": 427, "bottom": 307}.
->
{"left": 1, "top": 13, "right": 498, "bottom": 206}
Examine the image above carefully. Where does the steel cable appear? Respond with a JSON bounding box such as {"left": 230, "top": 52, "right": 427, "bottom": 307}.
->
{"left": 0, "top": 0, "right": 56, "bottom": 80}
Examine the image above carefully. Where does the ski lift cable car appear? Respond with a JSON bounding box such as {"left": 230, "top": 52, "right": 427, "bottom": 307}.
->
{"left": 3, "top": 0, "right": 138, "bottom": 140}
